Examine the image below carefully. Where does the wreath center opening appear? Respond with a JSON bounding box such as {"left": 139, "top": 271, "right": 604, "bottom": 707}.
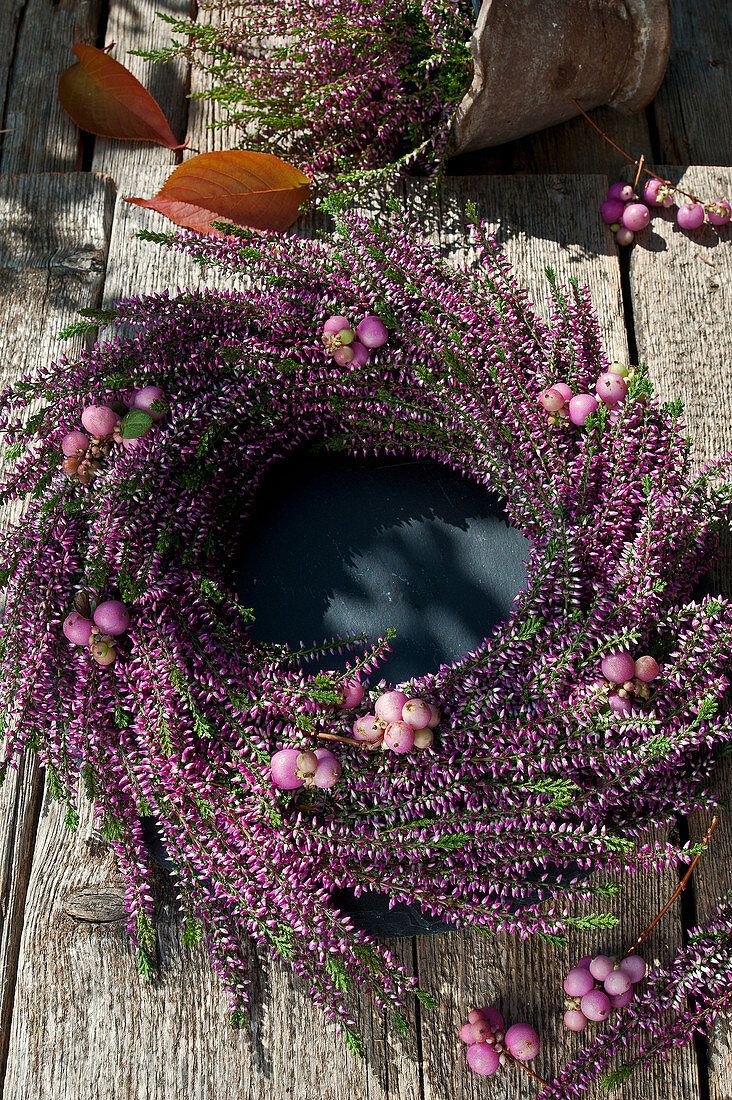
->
{"left": 237, "top": 450, "right": 530, "bottom": 684}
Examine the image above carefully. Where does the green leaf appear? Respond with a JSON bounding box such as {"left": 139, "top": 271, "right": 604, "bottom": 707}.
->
{"left": 120, "top": 408, "right": 153, "bottom": 439}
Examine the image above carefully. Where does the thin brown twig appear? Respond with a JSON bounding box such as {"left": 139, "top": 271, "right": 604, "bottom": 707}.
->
{"left": 316, "top": 729, "right": 367, "bottom": 747}
{"left": 621, "top": 814, "right": 721, "bottom": 959}
{"left": 569, "top": 99, "right": 706, "bottom": 205}
{"left": 506, "top": 1051, "right": 550, "bottom": 1088}
{"left": 632, "top": 153, "right": 645, "bottom": 195}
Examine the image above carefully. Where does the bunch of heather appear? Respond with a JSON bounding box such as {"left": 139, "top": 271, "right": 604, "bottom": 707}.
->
{"left": 541, "top": 886, "right": 732, "bottom": 1097}
{"left": 139, "top": 0, "right": 474, "bottom": 178}
{"left": 1, "top": 203, "right": 731, "bottom": 1054}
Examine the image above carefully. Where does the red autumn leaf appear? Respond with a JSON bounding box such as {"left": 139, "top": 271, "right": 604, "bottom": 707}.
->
{"left": 125, "top": 151, "right": 311, "bottom": 234}
{"left": 58, "top": 43, "right": 184, "bottom": 149}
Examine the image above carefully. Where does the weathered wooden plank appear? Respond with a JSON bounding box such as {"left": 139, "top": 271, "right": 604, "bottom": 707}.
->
{"left": 652, "top": 0, "right": 732, "bottom": 166}
{"left": 0, "top": 0, "right": 100, "bottom": 174}
{"left": 0, "top": 0, "right": 26, "bottom": 134}
{"left": 629, "top": 166, "right": 732, "bottom": 466}
{"left": 630, "top": 165, "right": 732, "bottom": 1100}
{"left": 450, "top": 106, "right": 652, "bottom": 179}
{"left": 185, "top": 6, "right": 242, "bottom": 157}
{"left": 91, "top": 0, "right": 194, "bottom": 180}
{"left": 0, "top": 171, "right": 115, "bottom": 1091}
{"left": 409, "top": 174, "right": 628, "bottom": 362}
{"left": 1, "top": 173, "right": 418, "bottom": 1100}
{"left": 405, "top": 173, "right": 698, "bottom": 1100}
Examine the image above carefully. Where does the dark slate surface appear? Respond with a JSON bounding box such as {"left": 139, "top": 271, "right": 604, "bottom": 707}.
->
{"left": 236, "top": 452, "right": 530, "bottom": 686}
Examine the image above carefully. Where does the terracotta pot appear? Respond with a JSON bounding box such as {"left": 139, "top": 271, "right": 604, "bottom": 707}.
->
{"left": 450, "top": 0, "right": 671, "bottom": 154}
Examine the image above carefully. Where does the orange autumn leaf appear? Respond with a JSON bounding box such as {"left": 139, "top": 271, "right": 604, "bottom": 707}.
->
{"left": 58, "top": 44, "right": 184, "bottom": 148}
{"left": 125, "top": 151, "right": 311, "bottom": 234}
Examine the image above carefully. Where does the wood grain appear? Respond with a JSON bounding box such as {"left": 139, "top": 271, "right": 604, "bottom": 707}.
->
{"left": 449, "top": 106, "right": 652, "bottom": 179}
{"left": 652, "top": 0, "right": 732, "bottom": 165}
{"left": 91, "top": 0, "right": 195, "bottom": 180}
{"left": 0, "top": 171, "right": 115, "bottom": 1092}
{"left": 0, "top": 0, "right": 101, "bottom": 174}
{"left": 404, "top": 174, "right": 699, "bottom": 1100}
{"left": 630, "top": 165, "right": 732, "bottom": 1100}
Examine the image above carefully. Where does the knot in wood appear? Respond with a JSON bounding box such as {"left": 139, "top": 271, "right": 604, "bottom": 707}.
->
{"left": 62, "top": 885, "right": 127, "bottom": 923}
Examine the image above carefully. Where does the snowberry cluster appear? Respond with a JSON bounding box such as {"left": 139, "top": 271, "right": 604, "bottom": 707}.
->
{"left": 352, "top": 689, "right": 440, "bottom": 753}
{"left": 563, "top": 952, "right": 646, "bottom": 1031}
{"left": 60, "top": 386, "right": 167, "bottom": 483}
{"left": 321, "top": 313, "right": 389, "bottom": 368}
{"left": 460, "top": 1006, "right": 540, "bottom": 1076}
{"left": 601, "top": 178, "right": 731, "bottom": 247}
{"left": 539, "top": 362, "right": 630, "bottom": 428}
{"left": 270, "top": 746, "right": 342, "bottom": 790}
{"left": 596, "top": 649, "right": 660, "bottom": 715}
{"left": 62, "top": 594, "right": 130, "bottom": 667}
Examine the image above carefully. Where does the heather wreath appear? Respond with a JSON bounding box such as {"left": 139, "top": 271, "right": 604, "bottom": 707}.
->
{"left": 139, "top": 0, "right": 474, "bottom": 179}
{"left": 1, "top": 204, "right": 731, "bottom": 1079}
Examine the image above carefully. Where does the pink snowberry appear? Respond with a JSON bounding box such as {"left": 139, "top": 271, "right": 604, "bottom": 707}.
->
{"left": 564, "top": 967, "right": 595, "bottom": 997}
{"left": 412, "top": 727, "right": 434, "bottom": 749}
{"left": 607, "top": 182, "right": 634, "bottom": 203}
{"left": 460, "top": 1022, "right": 475, "bottom": 1043}
{"left": 62, "top": 612, "right": 93, "bottom": 646}
{"left": 615, "top": 227, "right": 634, "bottom": 246}
{"left": 427, "top": 704, "right": 440, "bottom": 727}
{"left": 81, "top": 405, "right": 119, "bottom": 438}
{"left": 601, "top": 651, "right": 636, "bottom": 684}
{"left": 312, "top": 749, "right": 342, "bottom": 788}
{"left": 505, "top": 1022, "right": 540, "bottom": 1061}
{"left": 540, "top": 386, "right": 566, "bottom": 413}
{"left": 676, "top": 202, "right": 705, "bottom": 230}
{"left": 270, "top": 748, "right": 304, "bottom": 790}
{"left": 608, "top": 693, "right": 633, "bottom": 715}
{"left": 634, "top": 655, "right": 659, "bottom": 682}
{"left": 93, "top": 600, "right": 130, "bottom": 636}
{"left": 568, "top": 393, "right": 598, "bottom": 426}
{"left": 478, "top": 1006, "right": 505, "bottom": 1032}
{"left": 470, "top": 1019, "right": 492, "bottom": 1043}
{"left": 596, "top": 371, "right": 627, "bottom": 407}
{"left": 356, "top": 315, "right": 388, "bottom": 349}
{"left": 322, "top": 315, "right": 351, "bottom": 336}
{"left": 383, "top": 721, "right": 415, "bottom": 754}
{"left": 132, "top": 385, "right": 167, "bottom": 420}
{"left": 619, "top": 954, "right": 646, "bottom": 983}
{"left": 466, "top": 1043, "right": 500, "bottom": 1076}
{"left": 61, "top": 430, "right": 90, "bottom": 457}
{"left": 643, "top": 178, "right": 664, "bottom": 206}
{"left": 580, "top": 989, "right": 611, "bottom": 1022}
{"left": 609, "top": 987, "right": 634, "bottom": 1009}
{"left": 295, "top": 751, "right": 319, "bottom": 780}
{"left": 589, "top": 955, "right": 615, "bottom": 981}
{"left": 551, "top": 382, "right": 573, "bottom": 403}
{"left": 402, "top": 698, "right": 432, "bottom": 728}
{"left": 564, "top": 1009, "right": 588, "bottom": 1031}
{"left": 353, "top": 715, "right": 383, "bottom": 743}
{"left": 622, "top": 203, "right": 650, "bottom": 232}
{"left": 375, "top": 689, "right": 408, "bottom": 724}
{"left": 604, "top": 969, "right": 632, "bottom": 997}
{"left": 349, "top": 340, "right": 371, "bottom": 367}
{"left": 467, "top": 1007, "right": 486, "bottom": 1025}
{"left": 707, "top": 200, "right": 731, "bottom": 226}
{"left": 333, "top": 346, "right": 354, "bottom": 366}
{"left": 601, "top": 198, "right": 625, "bottom": 224}
{"left": 338, "top": 679, "right": 364, "bottom": 708}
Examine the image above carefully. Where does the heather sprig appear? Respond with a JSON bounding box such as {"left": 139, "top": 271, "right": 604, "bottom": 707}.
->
{"left": 0, "top": 206, "right": 731, "bottom": 1055}
{"left": 137, "top": 0, "right": 473, "bottom": 180}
